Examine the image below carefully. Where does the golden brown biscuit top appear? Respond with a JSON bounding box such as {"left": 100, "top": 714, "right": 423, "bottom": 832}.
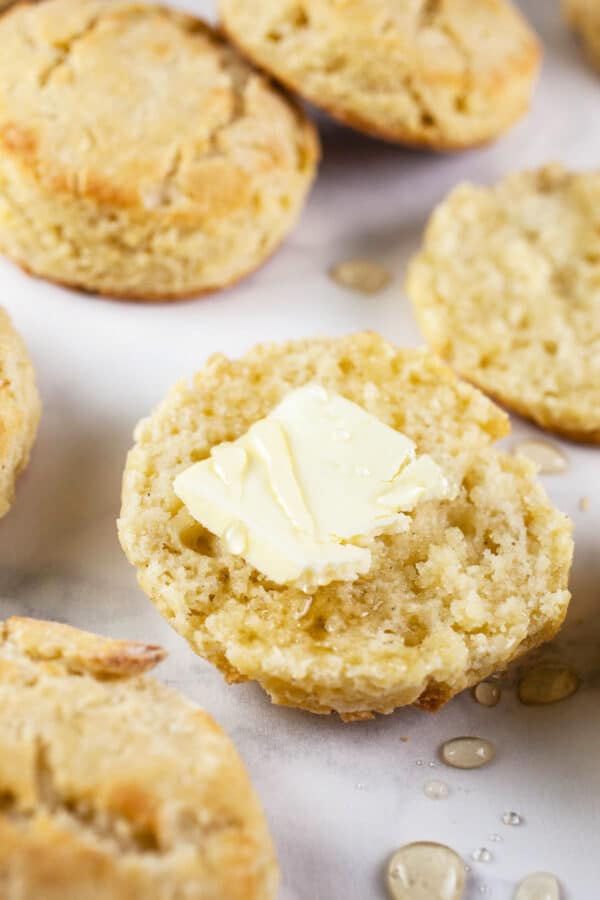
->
{"left": 0, "top": 0, "right": 312, "bottom": 217}
{"left": 0, "top": 617, "right": 278, "bottom": 900}
{"left": 221, "top": 0, "right": 539, "bottom": 91}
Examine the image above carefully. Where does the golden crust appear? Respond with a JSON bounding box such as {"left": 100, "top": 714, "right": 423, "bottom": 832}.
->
{"left": 7, "top": 229, "right": 287, "bottom": 304}
{"left": 563, "top": 0, "right": 600, "bottom": 71}
{"left": 219, "top": 0, "right": 540, "bottom": 149}
{"left": 118, "top": 332, "right": 573, "bottom": 720}
{"left": 0, "top": 0, "right": 319, "bottom": 300}
{"left": 4, "top": 617, "right": 167, "bottom": 678}
{"left": 0, "top": 307, "right": 40, "bottom": 518}
{"left": 407, "top": 164, "right": 600, "bottom": 443}
{"left": 0, "top": 617, "right": 278, "bottom": 900}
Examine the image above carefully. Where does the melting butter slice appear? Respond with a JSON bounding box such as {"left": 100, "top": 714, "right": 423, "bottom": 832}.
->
{"left": 174, "top": 385, "right": 450, "bottom": 590}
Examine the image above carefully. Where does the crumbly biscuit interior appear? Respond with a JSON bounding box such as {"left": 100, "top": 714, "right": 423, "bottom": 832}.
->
{"left": 407, "top": 165, "right": 600, "bottom": 441}
{"left": 119, "top": 334, "right": 572, "bottom": 716}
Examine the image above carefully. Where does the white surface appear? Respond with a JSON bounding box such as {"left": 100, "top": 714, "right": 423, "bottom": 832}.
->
{"left": 1, "top": 2, "right": 599, "bottom": 898}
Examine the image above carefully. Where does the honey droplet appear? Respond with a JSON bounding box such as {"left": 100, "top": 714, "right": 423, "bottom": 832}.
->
{"left": 512, "top": 439, "right": 568, "bottom": 474}
{"left": 518, "top": 665, "right": 579, "bottom": 705}
{"left": 441, "top": 737, "right": 496, "bottom": 770}
{"left": 471, "top": 848, "right": 492, "bottom": 864}
{"left": 223, "top": 521, "right": 247, "bottom": 556}
{"left": 329, "top": 259, "right": 392, "bottom": 295}
{"left": 473, "top": 682, "right": 501, "bottom": 707}
{"left": 387, "top": 842, "right": 466, "bottom": 900}
{"left": 423, "top": 779, "right": 449, "bottom": 800}
{"left": 514, "top": 872, "right": 560, "bottom": 900}
{"left": 502, "top": 811, "right": 523, "bottom": 826}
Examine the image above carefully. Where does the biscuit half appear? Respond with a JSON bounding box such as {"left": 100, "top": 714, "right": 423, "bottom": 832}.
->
{"left": 0, "top": 307, "right": 40, "bottom": 518}
{"left": 407, "top": 164, "right": 600, "bottom": 443}
{"left": 0, "top": 617, "right": 278, "bottom": 899}
{"left": 219, "top": 0, "right": 540, "bottom": 149}
{"left": 0, "top": 0, "right": 319, "bottom": 300}
{"left": 118, "top": 333, "right": 573, "bottom": 720}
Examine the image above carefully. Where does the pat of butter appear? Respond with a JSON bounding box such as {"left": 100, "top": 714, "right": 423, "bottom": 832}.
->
{"left": 173, "top": 385, "right": 450, "bottom": 590}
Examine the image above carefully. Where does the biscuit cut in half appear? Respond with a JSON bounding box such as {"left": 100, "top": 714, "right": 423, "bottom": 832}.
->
{"left": 118, "top": 333, "right": 573, "bottom": 720}
{"left": 0, "top": 307, "right": 40, "bottom": 518}
{"left": 563, "top": 0, "right": 600, "bottom": 70}
{"left": 0, "top": 0, "right": 319, "bottom": 301}
{"left": 407, "top": 164, "right": 600, "bottom": 443}
{"left": 219, "top": 0, "right": 540, "bottom": 150}
{"left": 0, "top": 617, "right": 278, "bottom": 900}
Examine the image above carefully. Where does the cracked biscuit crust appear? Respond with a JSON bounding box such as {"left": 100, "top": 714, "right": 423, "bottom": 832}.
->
{"left": 118, "top": 333, "right": 572, "bottom": 720}
{"left": 407, "top": 164, "right": 600, "bottom": 443}
{"left": 564, "top": 0, "right": 600, "bottom": 70}
{"left": 0, "top": 617, "right": 278, "bottom": 900}
{"left": 0, "top": 308, "right": 40, "bottom": 519}
{"left": 219, "top": 0, "right": 540, "bottom": 149}
{"left": 0, "top": 0, "right": 319, "bottom": 300}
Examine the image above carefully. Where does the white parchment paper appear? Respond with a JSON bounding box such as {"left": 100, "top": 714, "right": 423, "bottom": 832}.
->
{"left": 1, "top": 2, "right": 598, "bottom": 897}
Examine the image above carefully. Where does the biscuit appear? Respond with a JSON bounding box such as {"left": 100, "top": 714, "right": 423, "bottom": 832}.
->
{"left": 0, "top": 617, "right": 278, "bottom": 899}
{"left": 219, "top": 0, "right": 540, "bottom": 150}
{"left": 564, "top": 0, "right": 600, "bottom": 70}
{"left": 0, "top": 0, "right": 319, "bottom": 301}
{"left": 0, "top": 307, "right": 40, "bottom": 518}
{"left": 407, "top": 164, "right": 600, "bottom": 443}
{"left": 118, "top": 333, "right": 573, "bottom": 720}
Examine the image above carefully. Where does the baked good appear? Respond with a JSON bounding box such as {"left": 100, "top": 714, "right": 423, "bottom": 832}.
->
{"left": 0, "top": 616, "right": 278, "bottom": 899}
{"left": 219, "top": 0, "right": 540, "bottom": 149}
{"left": 407, "top": 164, "right": 600, "bottom": 442}
{"left": 0, "top": 0, "right": 318, "bottom": 300}
{"left": 118, "top": 332, "right": 573, "bottom": 720}
{"left": 564, "top": 0, "right": 600, "bottom": 70}
{"left": 0, "top": 307, "right": 40, "bottom": 518}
